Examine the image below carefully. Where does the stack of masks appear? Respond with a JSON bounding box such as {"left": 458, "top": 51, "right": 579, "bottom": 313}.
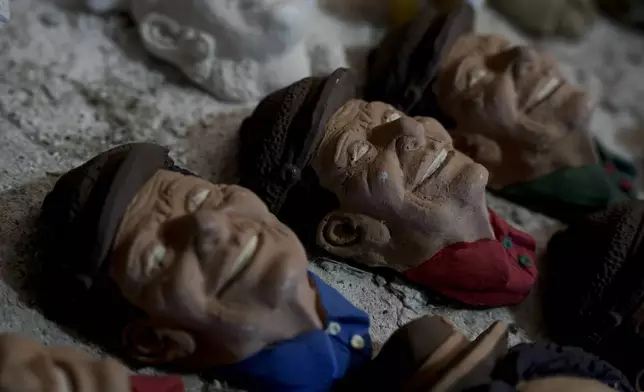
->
{"left": 25, "top": 2, "right": 644, "bottom": 392}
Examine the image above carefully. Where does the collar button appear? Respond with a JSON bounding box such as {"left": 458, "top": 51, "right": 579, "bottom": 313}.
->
{"left": 518, "top": 254, "right": 532, "bottom": 268}
{"left": 326, "top": 322, "right": 342, "bottom": 336}
{"left": 350, "top": 334, "right": 365, "bottom": 350}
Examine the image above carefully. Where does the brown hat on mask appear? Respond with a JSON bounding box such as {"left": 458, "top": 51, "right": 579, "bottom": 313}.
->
{"left": 336, "top": 316, "right": 509, "bottom": 392}
{"left": 238, "top": 68, "right": 357, "bottom": 240}
{"left": 36, "top": 143, "right": 196, "bottom": 306}
{"left": 365, "top": 3, "right": 474, "bottom": 118}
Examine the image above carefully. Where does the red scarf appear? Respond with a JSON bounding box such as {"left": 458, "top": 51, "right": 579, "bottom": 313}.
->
{"left": 131, "top": 376, "right": 184, "bottom": 392}
{"left": 403, "top": 209, "right": 537, "bottom": 307}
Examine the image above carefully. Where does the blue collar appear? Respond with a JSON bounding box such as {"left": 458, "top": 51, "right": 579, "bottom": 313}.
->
{"left": 213, "top": 272, "right": 372, "bottom": 392}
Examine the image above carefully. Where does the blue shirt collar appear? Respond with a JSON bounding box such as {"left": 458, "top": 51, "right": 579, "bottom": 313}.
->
{"left": 213, "top": 272, "right": 372, "bottom": 392}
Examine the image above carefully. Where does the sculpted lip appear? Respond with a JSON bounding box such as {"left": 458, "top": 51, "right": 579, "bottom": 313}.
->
{"left": 229, "top": 234, "right": 258, "bottom": 282}
{"left": 215, "top": 234, "right": 259, "bottom": 295}
{"left": 53, "top": 366, "right": 73, "bottom": 392}
{"left": 414, "top": 149, "right": 450, "bottom": 189}
{"left": 526, "top": 76, "right": 562, "bottom": 111}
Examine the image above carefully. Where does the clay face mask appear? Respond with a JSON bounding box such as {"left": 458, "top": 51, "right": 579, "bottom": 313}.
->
{"left": 109, "top": 170, "right": 322, "bottom": 366}
{"left": 0, "top": 333, "right": 131, "bottom": 392}
{"left": 127, "top": 0, "right": 341, "bottom": 102}
{"left": 436, "top": 34, "right": 597, "bottom": 188}
{"left": 313, "top": 99, "right": 492, "bottom": 270}
{"left": 135, "top": 0, "right": 314, "bottom": 61}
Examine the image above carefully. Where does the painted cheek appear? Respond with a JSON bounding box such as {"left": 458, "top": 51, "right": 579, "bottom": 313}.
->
{"left": 164, "top": 256, "right": 208, "bottom": 317}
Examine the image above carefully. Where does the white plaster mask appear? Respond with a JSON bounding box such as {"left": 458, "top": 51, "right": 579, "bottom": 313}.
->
{"left": 87, "top": 0, "right": 347, "bottom": 102}
{"left": 131, "top": 0, "right": 316, "bottom": 61}
{"left": 0, "top": 0, "right": 9, "bottom": 26}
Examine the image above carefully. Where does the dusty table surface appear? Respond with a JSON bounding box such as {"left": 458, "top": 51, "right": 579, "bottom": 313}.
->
{"left": 0, "top": 0, "right": 643, "bottom": 390}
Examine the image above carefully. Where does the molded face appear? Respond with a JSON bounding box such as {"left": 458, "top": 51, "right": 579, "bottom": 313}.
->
{"left": 436, "top": 34, "right": 598, "bottom": 188}
{"left": 130, "top": 0, "right": 318, "bottom": 101}
{"left": 0, "top": 0, "right": 9, "bottom": 26}
{"left": 313, "top": 100, "right": 490, "bottom": 270}
{"left": 110, "top": 170, "right": 321, "bottom": 366}
{"left": 134, "top": 0, "right": 314, "bottom": 62}
{"left": 0, "top": 333, "right": 130, "bottom": 391}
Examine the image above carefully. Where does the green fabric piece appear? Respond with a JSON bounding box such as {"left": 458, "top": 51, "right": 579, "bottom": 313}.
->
{"left": 493, "top": 141, "right": 638, "bottom": 223}
{"left": 493, "top": 164, "right": 636, "bottom": 223}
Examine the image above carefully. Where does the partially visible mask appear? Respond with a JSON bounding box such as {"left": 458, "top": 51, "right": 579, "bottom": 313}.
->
{"left": 0, "top": 0, "right": 10, "bottom": 27}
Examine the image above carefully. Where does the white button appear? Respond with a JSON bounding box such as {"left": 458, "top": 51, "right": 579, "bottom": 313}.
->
{"left": 326, "top": 322, "right": 341, "bottom": 336}
{"left": 350, "top": 334, "right": 365, "bottom": 350}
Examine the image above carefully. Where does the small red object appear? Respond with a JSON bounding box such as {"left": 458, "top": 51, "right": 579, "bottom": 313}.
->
{"left": 130, "top": 375, "right": 185, "bottom": 392}
{"left": 604, "top": 164, "right": 616, "bottom": 173}
{"left": 403, "top": 209, "right": 537, "bottom": 307}
{"left": 620, "top": 179, "right": 633, "bottom": 192}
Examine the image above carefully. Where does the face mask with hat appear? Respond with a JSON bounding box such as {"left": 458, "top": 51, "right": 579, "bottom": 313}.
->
{"left": 35, "top": 142, "right": 372, "bottom": 392}
{"left": 335, "top": 315, "right": 634, "bottom": 392}
{"left": 238, "top": 68, "right": 537, "bottom": 309}
{"left": 365, "top": 2, "right": 637, "bottom": 224}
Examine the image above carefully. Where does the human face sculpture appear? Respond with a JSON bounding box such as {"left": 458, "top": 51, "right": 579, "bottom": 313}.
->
{"left": 0, "top": 333, "right": 130, "bottom": 392}
{"left": 435, "top": 34, "right": 598, "bottom": 189}
{"left": 312, "top": 100, "right": 491, "bottom": 271}
{"left": 109, "top": 170, "right": 322, "bottom": 367}
{"left": 0, "top": 0, "right": 9, "bottom": 27}
{"left": 133, "top": 0, "right": 314, "bottom": 89}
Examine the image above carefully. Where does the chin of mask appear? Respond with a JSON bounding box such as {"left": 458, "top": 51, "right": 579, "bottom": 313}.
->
{"left": 0, "top": 0, "right": 9, "bottom": 26}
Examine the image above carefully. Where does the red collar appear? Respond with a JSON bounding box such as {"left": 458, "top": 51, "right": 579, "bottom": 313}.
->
{"left": 131, "top": 376, "right": 184, "bottom": 392}
{"left": 403, "top": 209, "right": 537, "bottom": 307}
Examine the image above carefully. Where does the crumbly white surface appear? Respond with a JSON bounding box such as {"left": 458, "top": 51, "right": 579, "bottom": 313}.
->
{"left": 0, "top": 0, "right": 643, "bottom": 390}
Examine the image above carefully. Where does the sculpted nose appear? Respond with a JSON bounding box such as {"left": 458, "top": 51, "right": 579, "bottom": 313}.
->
{"left": 386, "top": 117, "right": 427, "bottom": 153}
{"left": 507, "top": 46, "right": 539, "bottom": 79}
{"left": 192, "top": 210, "right": 230, "bottom": 257}
{"left": 399, "top": 117, "right": 425, "bottom": 139}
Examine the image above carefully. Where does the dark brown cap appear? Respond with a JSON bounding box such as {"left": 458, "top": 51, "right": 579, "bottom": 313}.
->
{"left": 337, "top": 317, "right": 509, "bottom": 392}
{"left": 335, "top": 316, "right": 465, "bottom": 392}
{"left": 365, "top": 3, "right": 474, "bottom": 118}
{"left": 36, "top": 142, "right": 195, "bottom": 301}
{"left": 491, "top": 343, "right": 634, "bottom": 392}
{"left": 238, "top": 68, "right": 357, "bottom": 240}
{"left": 545, "top": 200, "right": 644, "bottom": 383}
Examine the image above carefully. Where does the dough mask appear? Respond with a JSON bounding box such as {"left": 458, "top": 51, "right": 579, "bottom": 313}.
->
{"left": 0, "top": 333, "right": 186, "bottom": 392}
{"left": 366, "top": 7, "right": 637, "bottom": 222}
{"left": 36, "top": 143, "right": 330, "bottom": 371}
{"left": 239, "top": 71, "right": 537, "bottom": 307}
{"left": 133, "top": 0, "right": 313, "bottom": 62}
{"left": 312, "top": 99, "right": 491, "bottom": 270}
{"left": 435, "top": 34, "right": 598, "bottom": 189}
{"left": 110, "top": 170, "right": 322, "bottom": 367}
{"left": 0, "top": 0, "right": 9, "bottom": 26}
{"left": 0, "top": 333, "right": 131, "bottom": 392}
{"left": 87, "top": 0, "right": 346, "bottom": 102}
{"left": 337, "top": 317, "right": 633, "bottom": 392}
